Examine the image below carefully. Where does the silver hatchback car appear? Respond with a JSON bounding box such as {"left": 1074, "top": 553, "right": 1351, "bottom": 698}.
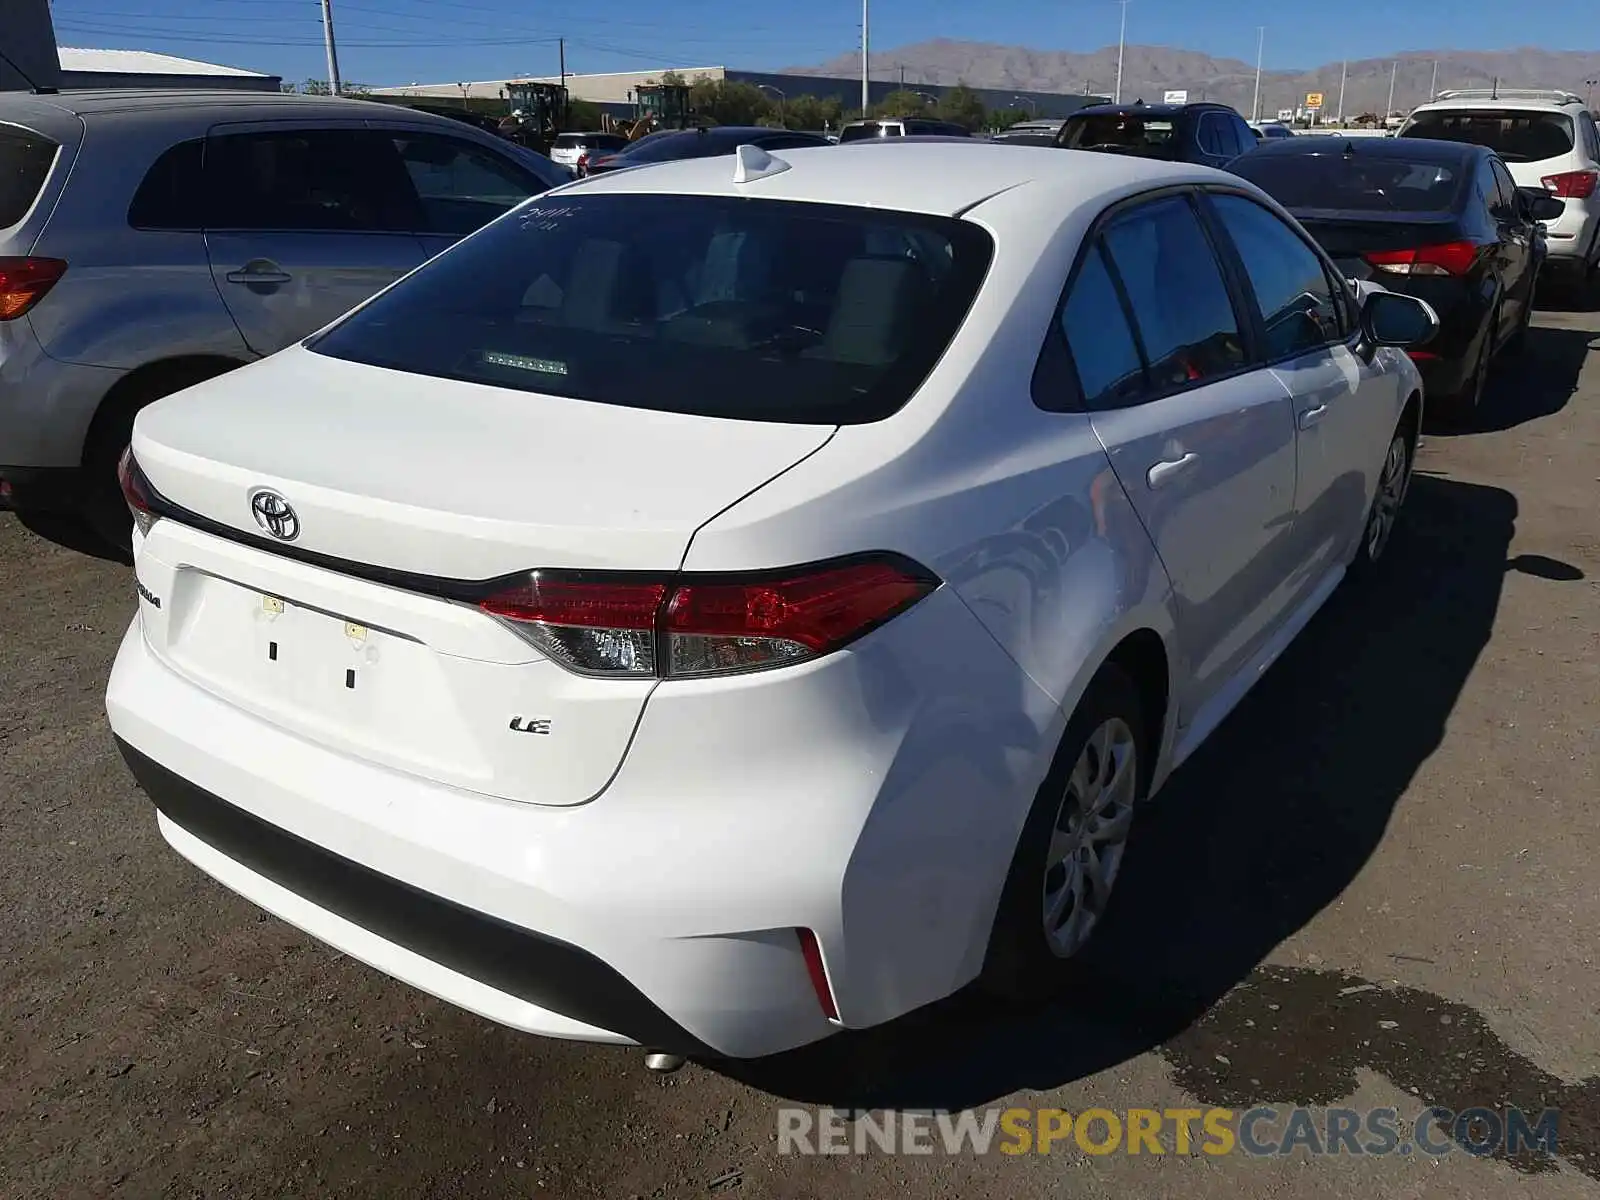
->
{"left": 0, "top": 89, "right": 567, "bottom": 548}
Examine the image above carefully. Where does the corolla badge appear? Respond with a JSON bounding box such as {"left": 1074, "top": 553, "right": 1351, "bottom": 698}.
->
{"left": 250, "top": 489, "right": 300, "bottom": 541}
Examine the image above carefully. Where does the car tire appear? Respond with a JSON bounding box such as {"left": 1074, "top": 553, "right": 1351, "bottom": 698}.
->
{"left": 80, "top": 361, "right": 237, "bottom": 553}
{"left": 1449, "top": 307, "right": 1496, "bottom": 418}
{"left": 979, "top": 662, "right": 1150, "bottom": 1002}
{"left": 1348, "top": 424, "right": 1413, "bottom": 577}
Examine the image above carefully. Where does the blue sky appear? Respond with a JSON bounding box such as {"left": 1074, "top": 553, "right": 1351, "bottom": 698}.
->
{"left": 46, "top": 0, "right": 1599, "bottom": 88}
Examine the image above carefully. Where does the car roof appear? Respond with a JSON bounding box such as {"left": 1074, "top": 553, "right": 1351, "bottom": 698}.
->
{"left": 6, "top": 89, "right": 406, "bottom": 120}
{"left": 1410, "top": 91, "right": 1585, "bottom": 114}
{"left": 1249, "top": 134, "right": 1482, "bottom": 164}
{"left": 564, "top": 140, "right": 1235, "bottom": 217}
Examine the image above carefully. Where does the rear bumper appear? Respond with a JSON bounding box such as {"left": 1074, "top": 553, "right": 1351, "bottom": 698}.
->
{"left": 0, "top": 464, "right": 84, "bottom": 513}
{"left": 117, "top": 737, "right": 715, "bottom": 1055}
{"left": 106, "top": 567, "right": 1056, "bottom": 1058}
{"left": 1540, "top": 201, "right": 1599, "bottom": 265}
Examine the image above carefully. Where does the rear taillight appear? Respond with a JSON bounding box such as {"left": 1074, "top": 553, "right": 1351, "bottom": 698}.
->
{"left": 117, "top": 447, "right": 159, "bottom": 536}
{"left": 1540, "top": 169, "right": 1597, "bottom": 199}
{"left": 0, "top": 257, "right": 67, "bottom": 321}
{"left": 576, "top": 152, "right": 589, "bottom": 174}
{"left": 1362, "top": 241, "right": 1477, "bottom": 277}
{"left": 478, "top": 555, "right": 939, "bottom": 680}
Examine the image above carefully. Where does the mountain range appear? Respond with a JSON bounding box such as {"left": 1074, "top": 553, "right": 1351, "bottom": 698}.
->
{"left": 788, "top": 40, "right": 1600, "bottom": 116}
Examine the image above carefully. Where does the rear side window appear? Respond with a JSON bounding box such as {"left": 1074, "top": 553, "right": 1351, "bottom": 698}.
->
{"left": 1401, "top": 110, "right": 1574, "bottom": 163}
{"left": 307, "top": 194, "right": 995, "bottom": 425}
{"left": 205, "top": 129, "right": 423, "bottom": 232}
{"left": 1059, "top": 245, "right": 1145, "bottom": 407}
{"left": 128, "top": 138, "right": 206, "bottom": 230}
{"left": 1232, "top": 151, "right": 1464, "bottom": 212}
{"left": 0, "top": 128, "right": 58, "bottom": 227}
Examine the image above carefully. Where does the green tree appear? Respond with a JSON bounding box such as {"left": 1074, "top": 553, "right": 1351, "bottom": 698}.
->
{"left": 937, "top": 83, "right": 987, "bottom": 130}
{"left": 686, "top": 79, "right": 775, "bottom": 126}
{"left": 989, "top": 107, "right": 1029, "bottom": 131}
{"left": 874, "top": 89, "right": 932, "bottom": 118}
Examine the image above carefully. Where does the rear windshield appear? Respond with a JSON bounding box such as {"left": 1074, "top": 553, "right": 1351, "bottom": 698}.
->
{"left": 839, "top": 122, "right": 899, "bottom": 142}
{"left": 1232, "top": 152, "right": 1464, "bottom": 212}
{"left": 308, "top": 194, "right": 994, "bottom": 424}
{"left": 1058, "top": 114, "right": 1177, "bottom": 157}
{"left": 1401, "top": 110, "right": 1574, "bottom": 163}
{"left": 0, "top": 128, "right": 58, "bottom": 227}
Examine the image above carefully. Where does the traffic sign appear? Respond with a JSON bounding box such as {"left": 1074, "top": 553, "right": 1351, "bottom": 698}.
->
{"left": 1163, "top": 89, "right": 1188, "bottom": 104}
{"left": 1305, "top": 92, "right": 1324, "bottom": 108}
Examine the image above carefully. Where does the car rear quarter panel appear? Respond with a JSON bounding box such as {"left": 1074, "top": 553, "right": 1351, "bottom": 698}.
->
{"left": 26, "top": 110, "right": 252, "bottom": 371}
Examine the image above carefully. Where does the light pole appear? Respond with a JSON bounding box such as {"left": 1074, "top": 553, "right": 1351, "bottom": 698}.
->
{"left": 1429, "top": 59, "right": 1438, "bottom": 101}
{"left": 319, "top": 0, "right": 342, "bottom": 96}
{"left": 1336, "top": 59, "right": 1347, "bottom": 124}
{"left": 1013, "top": 94, "right": 1038, "bottom": 115}
{"left": 1588, "top": 78, "right": 1597, "bottom": 109}
{"left": 860, "top": 0, "right": 870, "bottom": 115}
{"left": 1252, "top": 26, "right": 1264, "bottom": 123}
{"left": 1114, "top": 0, "right": 1129, "bottom": 104}
{"left": 756, "top": 83, "right": 786, "bottom": 124}
{"left": 1386, "top": 60, "right": 1397, "bottom": 120}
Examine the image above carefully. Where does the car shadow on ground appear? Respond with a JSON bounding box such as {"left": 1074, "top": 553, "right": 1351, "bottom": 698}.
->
{"left": 16, "top": 512, "right": 131, "bottom": 566}
{"left": 1532, "top": 272, "right": 1600, "bottom": 316}
{"left": 722, "top": 472, "right": 1580, "bottom": 1118}
{"left": 1431, "top": 323, "right": 1597, "bottom": 437}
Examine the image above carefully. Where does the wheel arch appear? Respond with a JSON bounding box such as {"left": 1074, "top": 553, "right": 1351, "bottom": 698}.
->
{"left": 81, "top": 354, "right": 247, "bottom": 467}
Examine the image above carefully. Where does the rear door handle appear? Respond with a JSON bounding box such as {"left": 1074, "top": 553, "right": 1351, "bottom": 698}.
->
{"left": 225, "top": 261, "right": 292, "bottom": 285}
{"left": 1298, "top": 404, "right": 1329, "bottom": 430}
{"left": 1146, "top": 451, "right": 1199, "bottom": 489}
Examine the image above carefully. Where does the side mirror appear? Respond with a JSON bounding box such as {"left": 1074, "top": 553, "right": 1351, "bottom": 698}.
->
{"left": 1357, "top": 290, "right": 1439, "bottom": 359}
{"left": 1516, "top": 186, "right": 1565, "bottom": 223}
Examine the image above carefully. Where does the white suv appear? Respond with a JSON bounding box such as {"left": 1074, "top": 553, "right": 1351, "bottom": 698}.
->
{"left": 1399, "top": 89, "right": 1600, "bottom": 285}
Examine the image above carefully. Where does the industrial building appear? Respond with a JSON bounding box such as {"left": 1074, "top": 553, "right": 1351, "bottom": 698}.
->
{"left": 370, "top": 67, "right": 1104, "bottom": 121}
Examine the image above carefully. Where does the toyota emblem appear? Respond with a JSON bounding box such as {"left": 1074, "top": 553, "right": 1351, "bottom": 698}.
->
{"left": 250, "top": 490, "right": 300, "bottom": 541}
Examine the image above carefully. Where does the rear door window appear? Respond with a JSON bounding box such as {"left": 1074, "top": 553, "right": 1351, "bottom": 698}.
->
{"left": 1099, "top": 194, "right": 1248, "bottom": 389}
{"left": 0, "top": 128, "right": 58, "bottom": 227}
{"left": 307, "top": 194, "right": 994, "bottom": 425}
{"left": 1401, "top": 109, "right": 1575, "bottom": 163}
{"left": 1580, "top": 113, "right": 1600, "bottom": 163}
{"left": 1057, "top": 243, "right": 1146, "bottom": 408}
{"left": 390, "top": 132, "right": 546, "bottom": 237}
{"left": 1208, "top": 193, "right": 1345, "bottom": 358}
{"left": 204, "top": 128, "right": 423, "bottom": 232}
{"left": 1197, "top": 113, "right": 1227, "bottom": 156}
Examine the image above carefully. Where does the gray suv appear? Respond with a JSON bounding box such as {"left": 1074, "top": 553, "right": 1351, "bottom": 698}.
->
{"left": 0, "top": 89, "right": 568, "bottom": 548}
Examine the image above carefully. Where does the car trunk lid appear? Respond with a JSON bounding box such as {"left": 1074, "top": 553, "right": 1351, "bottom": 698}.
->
{"left": 1292, "top": 211, "right": 1466, "bottom": 282}
{"left": 128, "top": 346, "right": 834, "bottom": 806}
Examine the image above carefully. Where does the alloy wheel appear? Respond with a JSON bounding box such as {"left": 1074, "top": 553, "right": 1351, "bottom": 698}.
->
{"left": 1042, "top": 716, "right": 1138, "bottom": 958}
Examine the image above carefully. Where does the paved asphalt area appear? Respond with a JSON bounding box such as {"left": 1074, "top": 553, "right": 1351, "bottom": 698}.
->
{"left": 3, "top": 296, "right": 1597, "bottom": 1200}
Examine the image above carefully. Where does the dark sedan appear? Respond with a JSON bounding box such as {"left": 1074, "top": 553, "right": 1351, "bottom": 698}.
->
{"left": 1231, "top": 135, "right": 1560, "bottom": 414}
{"left": 582, "top": 126, "right": 831, "bottom": 175}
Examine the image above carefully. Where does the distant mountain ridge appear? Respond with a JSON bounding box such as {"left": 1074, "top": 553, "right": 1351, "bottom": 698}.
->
{"left": 786, "top": 39, "right": 1600, "bottom": 116}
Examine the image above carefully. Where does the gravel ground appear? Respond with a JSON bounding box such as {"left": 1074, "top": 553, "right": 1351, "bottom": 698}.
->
{"left": 2, "top": 299, "right": 1597, "bottom": 1199}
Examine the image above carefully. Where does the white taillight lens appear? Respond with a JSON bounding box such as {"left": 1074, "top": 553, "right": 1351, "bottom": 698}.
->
{"left": 117, "top": 447, "right": 159, "bottom": 536}
{"left": 479, "top": 576, "right": 665, "bottom": 677}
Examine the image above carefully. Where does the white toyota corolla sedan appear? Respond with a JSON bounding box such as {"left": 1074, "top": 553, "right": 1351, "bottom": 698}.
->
{"left": 106, "top": 141, "right": 1436, "bottom": 1066}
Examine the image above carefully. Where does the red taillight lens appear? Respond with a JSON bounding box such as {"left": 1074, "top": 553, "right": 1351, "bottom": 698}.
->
{"left": 478, "top": 556, "right": 938, "bottom": 679}
{"left": 116, "top": 447, "right": 158, "bottom": 536}
{"left": 576, "top": 152, "right": 589, "bottom": 173}
{"left": 1540, "top": 170, "right": 1597, "bottom": 199}
{"left": 0, "top": 257, "right": 67, "bottom": 321}
{"left": 1362, "top": 241, "right": 1477, "bottom": 277}
{"left": 664, "top": 560, "right": 936, "bottom": 678}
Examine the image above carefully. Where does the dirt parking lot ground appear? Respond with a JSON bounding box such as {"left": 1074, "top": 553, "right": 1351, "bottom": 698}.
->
{"left": 3, "top": 297, "right": 1597, "bottom": 1200}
